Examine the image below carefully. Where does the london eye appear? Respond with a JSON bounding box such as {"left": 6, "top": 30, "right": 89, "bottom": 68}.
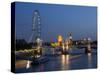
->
{"left": 28, "top": 10, "right": 41, "bottom": 43}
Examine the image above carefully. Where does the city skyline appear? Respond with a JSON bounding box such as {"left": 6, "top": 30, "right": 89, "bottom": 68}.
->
{"left": 12, "top": 2, "right": 97, "bottom": 73}
{"left": 15, "top": 2, "right": 97, "bottom": 42}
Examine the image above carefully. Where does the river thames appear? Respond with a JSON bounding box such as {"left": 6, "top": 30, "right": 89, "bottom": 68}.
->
{"left": 15, "top": 46, "right": 97, "bottom": 73}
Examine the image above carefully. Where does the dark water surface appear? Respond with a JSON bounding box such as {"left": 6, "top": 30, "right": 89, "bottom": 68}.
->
{"left": 15, "top": 47, "right": 97, "bottom": 73}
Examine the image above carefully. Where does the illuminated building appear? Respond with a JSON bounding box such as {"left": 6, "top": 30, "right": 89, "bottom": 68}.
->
{"left": 69, "top": 33, "right": 72, "bottom": 40}
{"left": 68, "top": 33, "right": 73, "bottom": 46}
{"left": 57, "top": 35, "right": 63, "bottom": 46}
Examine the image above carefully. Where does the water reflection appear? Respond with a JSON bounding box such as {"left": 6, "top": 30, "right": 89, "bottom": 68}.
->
{"left": 61, "top": 55, "right": 70, "bottom": 70}
{"left": 40, "top": 64, "right": 44, "bottom": 71}
{"left": 26, "top": 60, "right": 31, "bottom": 69}
{"left": 51, "top": 48, "right": 55, "bottom": 55}
{"left": 88, "top": 53, "right": 92, "bottom": 68}
{"left": 16, "top": 60, "right": 28, "bottom": 69}
{"left": 15, "top": 46, "right": 97, "bottom": 73}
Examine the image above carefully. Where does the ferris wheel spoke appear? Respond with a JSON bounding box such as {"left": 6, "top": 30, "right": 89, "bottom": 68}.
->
{"left": 28, "top": 10, "right": 41, "bottom": 43}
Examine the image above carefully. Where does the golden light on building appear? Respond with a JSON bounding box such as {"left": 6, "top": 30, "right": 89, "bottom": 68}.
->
{"left": 57, "top": 35, "right": 63, "bottom": 46}
{"left": 65, "top": 39, "right": 69, "bottom": 50}
{"left": 51, "top": 42, "right": 59, "bottom": 47}
{"left": 62, "top": 43, "right": 65, "bottom": 51}
{"left": 58, "top": 35, "right": 63, "bottom": 42}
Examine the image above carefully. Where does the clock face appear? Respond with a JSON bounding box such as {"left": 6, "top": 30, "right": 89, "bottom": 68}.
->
{"left": 69, "top": 36, "right": 72, "bottom": 39}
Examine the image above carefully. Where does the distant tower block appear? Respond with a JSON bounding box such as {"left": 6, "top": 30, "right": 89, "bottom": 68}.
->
{"left": 69, "top": 33, "right": 72, "bottom": 40}
{"left": 57, "top": 35, "right": 63, "bottom": 46}
{"left": 68, "top": 33, "right": 73, "bottom": 45}
{"left": 85, "top": 38, "right": 92, "bottom": 54}
{"left": 85, "top": 44, "right": 92, "bottom": 54}
{"left": 65, "top": 38, "right": 69, "bottom": 50}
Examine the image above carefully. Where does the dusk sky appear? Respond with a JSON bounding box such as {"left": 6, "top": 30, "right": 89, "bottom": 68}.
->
{"left": 15, "top": 2, "right": 97, "bottom": 42}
